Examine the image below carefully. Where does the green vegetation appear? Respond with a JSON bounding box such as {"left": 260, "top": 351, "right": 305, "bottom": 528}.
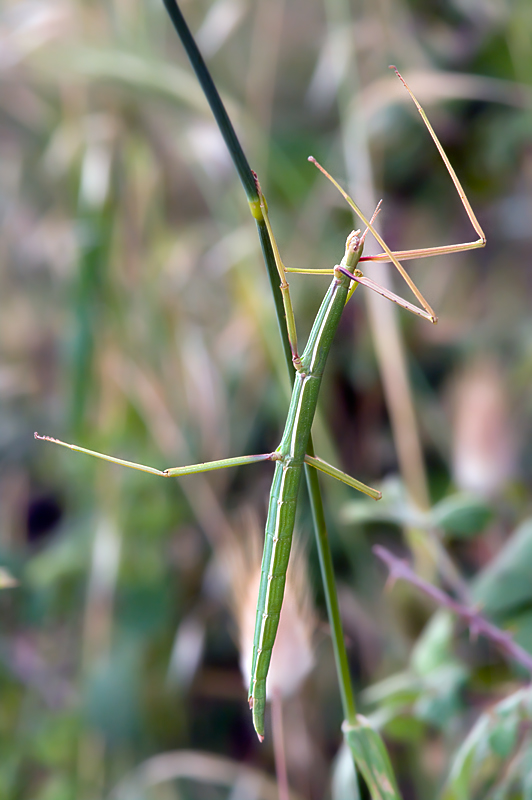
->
{"left": 1, "top": 0, "right": 532, "bottom": 798}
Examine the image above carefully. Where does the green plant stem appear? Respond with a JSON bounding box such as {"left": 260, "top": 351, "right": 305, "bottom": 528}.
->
{"left": 162, "top": 0, "right": 293, "bottom": 371}
{"left": 255, "top": 219, "right": 294, "bottom": 373}
{"left": 161, "top": 0, "right": 257, "bottom": 202}
{"left": 305, "top": 440, "right": 357, "bottom": 724}
{"left": 161, "top": 0, "right": 356, "bottom": 725}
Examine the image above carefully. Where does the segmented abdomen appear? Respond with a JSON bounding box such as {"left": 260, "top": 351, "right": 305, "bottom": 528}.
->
{"left": 249, "top": 270, "right": 354, "bottom": 738}
{"left": 249, "top": 458, "right": 302, "bottom": 736}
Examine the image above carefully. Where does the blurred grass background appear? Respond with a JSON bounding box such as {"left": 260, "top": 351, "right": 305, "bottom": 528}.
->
{"left": 1, "top": 0, "right": 532, "bottom": 798}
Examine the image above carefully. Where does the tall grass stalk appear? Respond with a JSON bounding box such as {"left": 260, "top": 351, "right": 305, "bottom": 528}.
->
{"left": 160, "top": 0, "right": 359, "bottom": 734}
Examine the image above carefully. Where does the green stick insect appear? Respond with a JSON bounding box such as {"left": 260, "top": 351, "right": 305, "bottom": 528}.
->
{"left": 36, "top": 68, "right": 485, "bottom": 741}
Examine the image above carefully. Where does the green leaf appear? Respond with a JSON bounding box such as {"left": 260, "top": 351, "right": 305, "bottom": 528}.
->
{"left": 473, "top": 517, "right": 532, "bottom": 616}
{"left": 443, "top": 711, "right": 492, "bottom": 800}
{"left": 413, "top": 663, "right": 468, "bottom": 729}
{"left": 411, "top": 611, "right": 455, "bottom": 675}
{"left": 383, "top": 716, "right": 425, "bottom": 744}
{"left": 508, "top": 608, "right": 532, "bottom": 654}
{"left": 442, "top": 686, "right": 532, "bottom": 800}
{"left": 522, "top": 738, "right": 532, "bottom": 800}
{"left": 342, "top": 482, "right": 493, "bottom": 541}
{"left": 331, "top": 742, "right": 362, "bottom": 800}
{"left": 430, "top": 493, "right": 493, "bottom": 538}
{"left": 343, "top": 716, "right": 402, "bottom": 800}
{"left": 341, "top": 477, "right": 424, "bottom": 528}
{"left": 488, "top": 714, "right": 519, "bottom": 759}
{"left": 362, "top": 670, "right": 421, "bottom": 707}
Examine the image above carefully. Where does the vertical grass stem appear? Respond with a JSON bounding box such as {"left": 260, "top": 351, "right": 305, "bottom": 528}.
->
{"left": 161, "top": 0, "right": 357, "bottom": 727}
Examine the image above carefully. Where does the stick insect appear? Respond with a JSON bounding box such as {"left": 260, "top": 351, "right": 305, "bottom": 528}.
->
{"left": 35, "top": 68, "right": 485, "bottom": 741}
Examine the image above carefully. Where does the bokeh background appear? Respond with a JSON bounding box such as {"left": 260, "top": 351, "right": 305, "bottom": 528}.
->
{"left": 1, "top": 0, "right": 532, "bottom": 797}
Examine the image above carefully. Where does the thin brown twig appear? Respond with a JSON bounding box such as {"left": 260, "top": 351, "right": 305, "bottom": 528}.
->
{"left": 373, "top": 545, "right": 532, "bottom": 675}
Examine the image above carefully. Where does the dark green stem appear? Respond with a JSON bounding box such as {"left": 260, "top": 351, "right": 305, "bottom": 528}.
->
{"left": 161, "top": 0, "right": 257, "bottom": 202}
{"left": 304, "top": 441, "right": 357, "bottom": 723}
{"left": 161, "top": 0, "right": 292, "bottom": 371}
{"left": 162, "top": 0, "right": 356, "bottom": 725}
{"left": 255, "top": 218, "right": 294, "bottom": 376}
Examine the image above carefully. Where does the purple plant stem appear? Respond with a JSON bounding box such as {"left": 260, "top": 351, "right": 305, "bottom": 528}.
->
{"left": 373, "top": 545, "right": 532, "bottom": 675}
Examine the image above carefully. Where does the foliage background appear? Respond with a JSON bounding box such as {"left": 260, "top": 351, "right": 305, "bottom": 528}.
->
{"left": 1, "top": 0, "right": 532, "bottom": 797}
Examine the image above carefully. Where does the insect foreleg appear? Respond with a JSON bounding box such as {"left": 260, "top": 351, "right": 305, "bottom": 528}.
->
{"left": 34, "top": 433, "right": 274, "bottom": 477}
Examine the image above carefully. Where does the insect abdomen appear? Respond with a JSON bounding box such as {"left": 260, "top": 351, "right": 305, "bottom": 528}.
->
{"left": 250, "top": 459, "right": 302, "bottom": 736}
{"left": 249, "top": 268, "right": 358, "bottom": 737}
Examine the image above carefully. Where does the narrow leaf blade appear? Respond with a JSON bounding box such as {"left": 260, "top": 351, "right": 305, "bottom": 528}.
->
{"left": 343, "top": 716, "right": 402, "bottom": 800}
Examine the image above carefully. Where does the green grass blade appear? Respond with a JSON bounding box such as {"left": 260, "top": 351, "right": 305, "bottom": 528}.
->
{"left": 343, "top": 717, "right": 402, "bottom": 800}
{"left": 161, "top": 0, "right": 257, "bottom": 203}
{"left": 162, "top": 0, "right": 293, "bottom": 374}
{"left": 305, "top": 438, "right": 357, "bottom": 725}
